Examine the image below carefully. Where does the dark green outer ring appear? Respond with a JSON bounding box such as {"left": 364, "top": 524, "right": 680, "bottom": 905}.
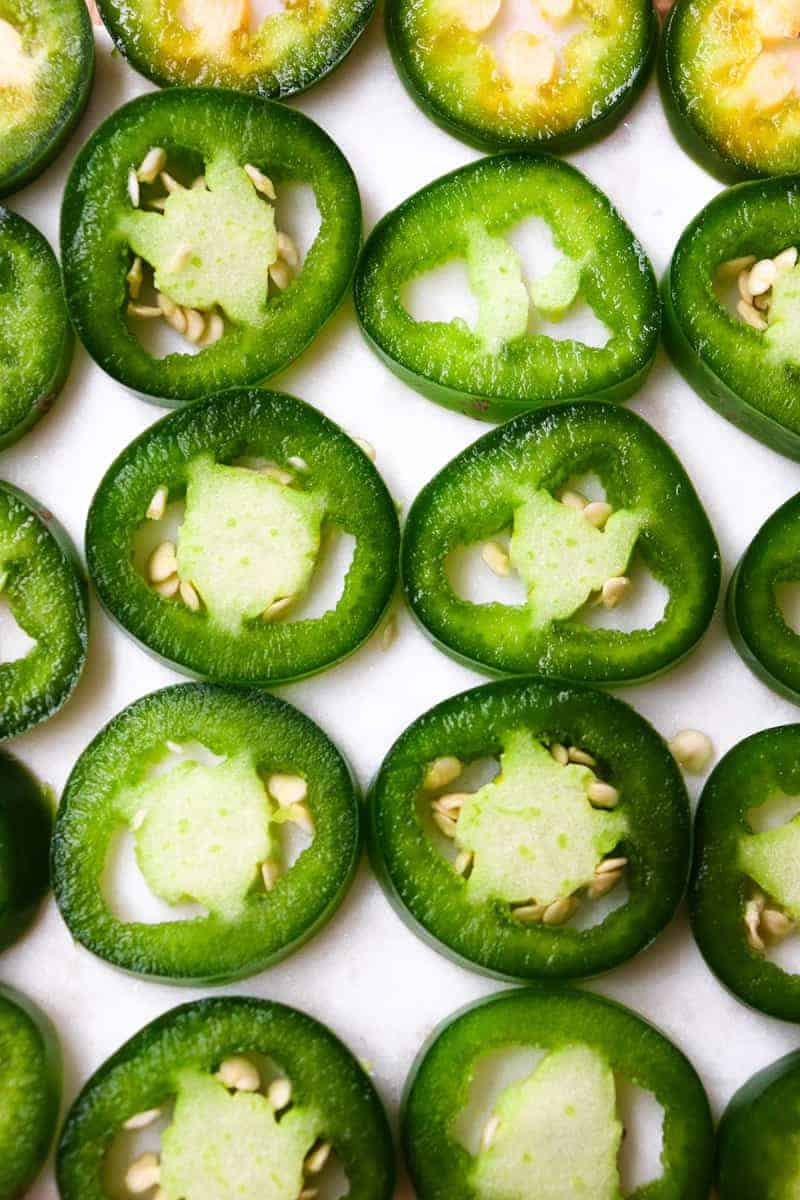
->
{"left": 52, "top": 683, "right": 362, "bottom": 984}
{"left": 0, "top": 749, "right": 52, "bottom": 954}
{"left": 716, "top": 1050, "right": 800, "bottom": 1200}
{"left": 690, "top": 725, "right": 800, "bottom": 1022}
{"left": 727, "top": 492, "right": 800, "bottom": 702}
{"left": 85, "top": 388, "right": 400, "bottom": 686}
{"left": 60, "top": 88, "right": 361, "bottom": 406}
{"left": 386, "top": 0, "right": 657, "bottom": 155}
{"left": 57, "top": 996, "right": 395, "bottom": 1200}
{"left": 402, "top": 985, "right": 714, "bottom": 1200}
{"left": 369, "top": 676, "right": 691, "bottom": 982}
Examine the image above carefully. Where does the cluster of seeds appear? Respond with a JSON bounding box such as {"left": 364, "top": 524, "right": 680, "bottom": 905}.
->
{"left": 125, "top": 147, "right": 300, "bottom": 346}
{"left": 143, "top": 460, "right": 304, "bottom": 618}
{"left": 720, "top": 246, "right": 798, "bottom": 332}
{"left": 451, "top": 0, "right": 576, "bottom": 92}
{"left": 744, "top": 889, "right": 795, "bottom": 954}
{"left": 122, "top": 1058, "right": 331, "bottom": 1200}
{"left": 261, "top": 772, "right": 315, "bottom": 892}
{"left": 668, "top": 728, "right": 714, "bottom": 774}
{"left": 422, "top": 748, "right": 626, "bottom": 924}
{"left": 481, "top": 489, "right": 631, "bottom": 610}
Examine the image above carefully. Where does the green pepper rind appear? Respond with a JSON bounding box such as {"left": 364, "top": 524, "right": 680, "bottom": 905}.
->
{"left": 86, "top": 388, "right": 399, "bottom": 686}
{"left": 403, "top": 986, "right": 714, "bottom": 1200}
{"left": 386, "top": 0, "right": 657, "bottom": 154}
{"left": 663, "top": 176, "right": 800, "bottom": 460}
{"left": 57, "top": 996, "right": 395, "bottom": 1200}
{"left": 716, "top": 1051, "right": 800, "bottom": 1199}
{"left": 369, "top": 676, "right": 691, "bottom": 981}
{"left": 690, "top": 726, "right": 800, "bottom": 1022}
{"left": 402, "top": 402, "right": 720, "bottom": 683}
{"left": 0, "top": 481, "right": 88, "bottom": 740}
{"left": 727, "top": 493, "right": 800, "bottom": 703}
{"left": 0, "top": 750, "right": 51, "bottom": 954}
{"left": 60, "top": 88, "right": 361, "bottom": 407}
{"left": 0, "top": 0, "right": 95, "bottom": 199}
{"left": 52, "top": 683, "right": 362, "bottom": 984}
{"left": 354, "top": 154, "right": 661, "bottom": 422}
{"left": 0, "top": 207, "right": 73, "bottom": 448}
{"left": 0, "top": 984, "right": 61, "bottom": 1200}
{"left": 96, "top": 0, "right": 376, "bottom": 99}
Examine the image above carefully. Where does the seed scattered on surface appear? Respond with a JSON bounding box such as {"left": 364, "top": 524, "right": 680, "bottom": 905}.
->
{"left": 183, "top": 308, "right": 206, "bottom": 344}
{"left": 433, "top": 792, "right": 468, "bottom": 815}
{"left": 502, "top": 31, "right": 557, "bottom": 88}
{"left": 762, "top": 907, "right": 794, "bottom": 941}
{"left": 354, "top": 436, "right": 376, "bottom": 461}
{"left": 216, "top": 1056, "right": 261, "bottom": 1092}
{"left": 775, "top": 246, "right": 798, "bottom": 273}
{"left": 127, "top": 169, "right": 140, "bottom": 208}
{"left": 381, "top": 615, "right": 397, "bottom": 650}
{"left": 754, "top": 293, "right": 771, "bottom": 312}
{"left": 550, "top": 742, "right": 569, "bottom": 765}
{"left": 481, "top": 1115, "right": 500, "bottom": 1152}
{"left": 601, "top": 576, "right": 630, "bottom": 609}
{"left": 745, "top": 894, "right": 765, "bottom": 952}
{"left": 749, "top": 258, "right": 778, "bottom": 296}
{"left": 287, "top": 456, "right": 309, "bottom": 471}
{"left": 718, "top": 254, "right": 756, "bottom": 280}
{"left": 158, "top": 292, "right": 187, "bottom": 332}
{"left": 167, "top": 242, "right": 193, "bottom": 274}
{"left": 305, "top": 1141, "right": 332, "bottom": 1174}
{"left": 587, "top": 780, "right": 619, "bottom": 809}
{"left": 148, "top": 541, "right": 178, "bottom": 583}
{"left": 432, "top": 810, "right": 458, "bottom": 838}
{"left": 736, "top": 299, "right": 768, "bottom": 331}
{"left": 277, "top": 231, "right": 299, "bottom": 268}
{"left": 270, "top": 261, "right": 291, "bottom": 290}
{"left": 179, "top": 580, "right": 201, "bottom": 611}
{"left": 288, "top": 802, "right": 315, "bottom": 836}
{"left": 583, "top": 500, "right": 613, "bottom": 529}
{"left": 198, "top": 312, "right": 225, "bottom": 347}
{"left": 123, "top": 1107, "right": 162, "bottom": 1131}
{"left": 512, "top": 902, "right": 546, "bottom": 923}
{"left": 149, "top": 196, "right": 168, "bottom": 212}
{"left": 568, "top": 746, "right": 596, "bottom": 766}
{"left": 262, "top": 594, "right": 295, "bottom": 621}
{"left": 482, "top": 540, "right": 510, "bottom": 576}
{"left": 160, "top": 170, "right": 183, "bottom": 194}
{"left": 153, "top": 575, "right": 180, "bottom": 598}
{"left": 588, "top": 870, "right": 623, "bottom": 899}
{"left": 542, "top": 895, "right": 579, "bottom": 926}
{"left": 454, "top": 850, "right": 474, "bottom": 877}
{"left": 261, "top": 859, "right": 281, "bottom": 891}
{"left": 244, "top": 163, "right": 277, "bottom": 199}
{"left": 261, "top": 464, "right": 294, "bottom": 485}
{"left": 596, "top": 856, "right": 628, "bottom": 875}
{"left": 125, "top": 1152, "right": 160, "bottom": 1193}
{"left": 127, "top": 303, "right": 162, "bottom": 319}
{"left": 268, "top": 773, "right": 308, "bottom": 808}
{"left": 127, "top": 255, "right": 143, "bottom": 299}
{"left": 137, "top": 146, "right": 166, "bottom": 184}
{"left": 146, "top": 485, "right": 168, "bottom": 521}
{"left": 423, "top": 756, "right": 462, "bottom": 791}
{"left": 268, "top": 1077, "right": 292, "bottom": 1112}
{"left": 668, "top": 729, "right": 713, "bottom": 773}
{"left": 561, "top": 490, "right": 587, "bottom": 511}
{"left": 737, "top": 269, "right": 753, "bottom": 304}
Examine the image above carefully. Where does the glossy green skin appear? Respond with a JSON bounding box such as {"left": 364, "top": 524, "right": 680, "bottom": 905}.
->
{"left": 354, "top": 155, "right": 660, "bottom": 422}
{"left": 402, "top": 403, "right": 720, "bottom": 683}
{"left": 61, "top": 89, "right": 361, "bottom": 407}
{"left": 387, "top": 0, "right": 656, "bottom": 154}
{"left": 0, "top": 208, "right": 73, "bottom": 448}
{"left": 96, "top": 0, "right": 376, "bottom": 98}
{"left": 0, "top": 0, "right": 94, "bottom": 198}
{"left": 369, "top": 677, "right": 691, "bottom": 981}
{"left": 52, "top": 684, "right": 361, "bottom": 984}
{"left": 717, "top": 1051, "right": 800, "bottom": 1200}
{"left": 0, "top": 985, "right": 61, "bottom": 1200}
{"left": 664, "top": 177, "right": 800, "bottom": 460}
{"left": 0, "top": 750, "right": 51, "bottom": 953}
{"left": 403, "top": 986, "right": 714, "bottom": 1200}
{"left": 86, "top": 389, "right": 399, "bottom": 686}
{"left": 0, "top": 482, "right": 88, "bottom": 740}
{"left": 727, "top": 493, "right": 800, "bottom": 702}
{"left": 690, "top": 726, "right": 800, "bottom": 1022}
{"left": 57, "top": 996, "right": 395, "bottom": 1200}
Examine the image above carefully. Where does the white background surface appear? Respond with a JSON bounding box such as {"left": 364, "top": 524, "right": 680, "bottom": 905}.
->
{"left": 4, "top": 11, "right": 800, "bottom": 1196}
